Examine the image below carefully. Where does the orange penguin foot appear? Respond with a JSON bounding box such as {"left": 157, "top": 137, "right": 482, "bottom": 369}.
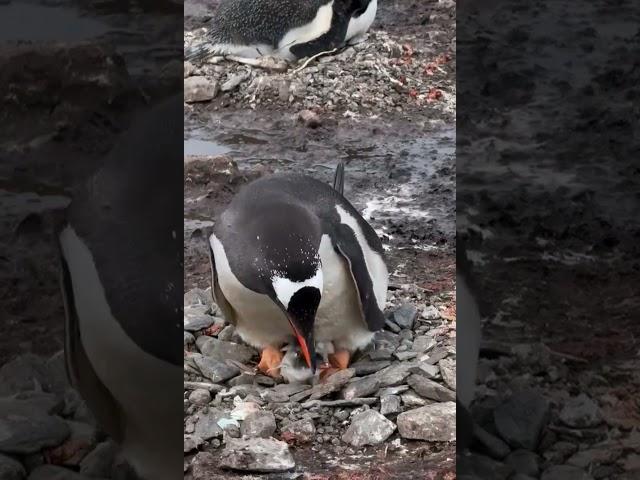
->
{"left": 319, "top": 349, "right": 351, "bottom": 382}
{"left": 257, "top": 346, "right": 284, "bottom": 378}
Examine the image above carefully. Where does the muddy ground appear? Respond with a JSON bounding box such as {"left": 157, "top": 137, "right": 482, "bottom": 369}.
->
{"left": 183, "top": 0, "right": 457, "bottom": 478}
{"left": 458, "top": 0, "right": 640, "bottom": 478}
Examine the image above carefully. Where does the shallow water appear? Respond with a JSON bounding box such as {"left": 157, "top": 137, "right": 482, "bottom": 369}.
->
{"left": 0, "top": 4, "right": 110, "bottom": 42}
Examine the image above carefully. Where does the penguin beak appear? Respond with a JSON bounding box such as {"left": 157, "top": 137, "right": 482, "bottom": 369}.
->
{"left": 286, "top": 318, "right": 317, "bottom": 372}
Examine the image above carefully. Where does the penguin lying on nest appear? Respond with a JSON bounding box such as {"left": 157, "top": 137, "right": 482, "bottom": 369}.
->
{"left": 57, "top": 96, "right": 183, "bottom": 480}
{"left": 209, "top": 162, "right": 388, "bottom": 380}
{"left": 186, "top": 0, "right": 377, "bottom": 63}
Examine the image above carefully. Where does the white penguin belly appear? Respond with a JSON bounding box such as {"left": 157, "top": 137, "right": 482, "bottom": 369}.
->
{"left": 315, "top": 234, "right": 374, "bottom": 352}
{"left": 277, "top": 1, "right": 334, "bottom": 58}
{"left": 345, "top": 0, "right": 377, "bottom": 42}
{"left": 210, "top": 234, "right": 293, "bottom": 349}
{"left": 59, "top": 227, "right": 182, "bottom": 480}
{"left": 208, "top": 42, "right": 275, "bottom": 59}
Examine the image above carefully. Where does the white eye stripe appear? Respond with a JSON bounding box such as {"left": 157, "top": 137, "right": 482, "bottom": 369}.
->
{"left": 271, "top": 268, "right": 323, "bottom": 309}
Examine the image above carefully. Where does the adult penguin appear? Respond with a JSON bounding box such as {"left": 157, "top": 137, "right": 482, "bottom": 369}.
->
{"left": 208, "top": 163, "right": 388, "bottom": 378}
{"left": 185, "top": 0, "right": 361, "bottom": 62}
{"left": 345, "top": 0, "right": 377, "bottom": 45}
{"left": 57, "top": 96, "right": 183, "bottom": 480}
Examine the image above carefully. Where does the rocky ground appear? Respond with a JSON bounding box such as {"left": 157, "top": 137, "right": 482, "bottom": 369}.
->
{"left": 183, "top": 0, "right": 457, "bottom": 477}
{"left": 458, "top": 0, "right": 640, "bottom": 479}
{"left": 183, "top": 0, "right": 455, "bottom": 123}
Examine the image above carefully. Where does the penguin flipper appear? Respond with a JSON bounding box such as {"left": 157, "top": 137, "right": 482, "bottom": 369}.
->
{"left": 208, "top": 239, "right": 237, "bottom": 326}
{"left": 58, "top": 248, "right": 125, "bottom": 443}
{"left": 331, "top": 224, "right": 385, "bottom": 331}
{"left": 333, "top": 162, "right": 345, "bottom": 195}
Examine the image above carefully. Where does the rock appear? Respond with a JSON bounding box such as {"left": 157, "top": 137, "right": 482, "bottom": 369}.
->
{"left": 281, "top": 418, "right": 315, "bottom": 444}
{"left": 188, "top": 389, "right": 211, "bottom": 406}
{"left": 438, "top": 357, "right": 456, "bottom": 390}
{"left": 0, "top": 453, "right": 25, "bottom": 480}
{"left": 422, "top": 305, "right": 440, "bottom": 320}
{"left": 241, "top": 411, "right": 276, "bottom": 438}
{"left": 220, "top": 438, "right": 295, "bottom": 472}
{"left": 0, "top": 414, "right": 70, "bottom": 454}
{"left": 0, "top": 354, "right": 51, "bottom": 395}
{"left": 493, "top": 391, "right": 550, "bottom": 450}
{"left": 45, "top": 351, "right": 71, "bottom": 395}
{"left": 412, "top": 336, "right": 437, "bottom": 353}
{"left": 506, "top": 450, "right": 540, "bottom": 476}
{"left": 408, "top": 362, "right": 440, "bottom": 378}
{"left": 559, "top": 394, "right": 602, "bottom": 428}
{"left": 299, "top": 369, "right": 355, "bottom": 401}
{"left": 457, "top": 453, "right": 513, "bottom": 480}
{"left": 541, "top": 465, "right": 594, "bottom": 480}
{"left": 184, "top": 288, "right": 214, "bottom": 309}
{"left": 375, "top": 364, "right": 411, "bottom": 387}
{"left": 385, "top": 319, "right": 401, "bottom": 333}
{"left": 192, "top": 354, "right": 240, "bottom": 383}
{"left": 217, "top": 325, "right": 236, "bottom": 341}
{"left": 341, "top": 410, "right": 396, "bottom": 447}
{"left": 183, "top": 306, "right": 215, "bottom": 331}
{"left": 567, "top": 447, "right": 621, "bottom": 469}
{"left": 184, "top": 61, "right": 195, "bottom": 78}
{"left": 377, "top": 385, "right": 409, "bottom": 396}
{"left": 401, "top": 391, "right": 430, "bottom": 407}
{"left": 397, "top": 402, "right": 456, "bottom": 441}
{"left": 473, "top": 425, "right": 511, "bottom": 459}
{"left": 196, "top": 337, "right": 256, "bottom": 364}
{"left": 184, "top": 331, "right": 195, "bottom": 345}
{"left": 194, "top": 410, "right": 225, "bottom": 440}
{"left": 297, "top": 110, "right": 321, "bottom": 128}
{"left": 351, "top": 360, "right": 391, "bottom": 376}
{"left": 368, "top": 348, "right": 394, "bottom": 360}
{"left": 184, "top": 434, "right": 204, "bottom": 453}
{"left": 0, "top": 392, "right": 63, "bottom": 417}
{"left": 380, "top": 395, "right": 401, "bottom": 416}
{"left": 221, "top": 72, "right": 249, "bottom": 92}
{"left": 390, "top": 303, "right": 418, "bottom": 329}
{"left": 45, "top": 420, "right": 96, "bottom": 467}
{"left": 341, "top": 375, "right": 381, "bottom": 400}
{"left": 191, "top": 452, "right": 216, "bottom": 480}
{"left": 27, "top": 465, "right": 94, "bottom": 479}
{"left": 184, "top": 76, "right": 219, "bottom": 103}
{"left": 407, "top": 374, "right": 455, "bottom": 401}
{"left": 394, "top": 351, "right": 418, "bottom": 361}
{"left": 79, "top": 440, "right": 118, "bottom": 477}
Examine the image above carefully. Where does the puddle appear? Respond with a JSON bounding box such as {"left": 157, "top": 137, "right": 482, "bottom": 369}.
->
{"left": 184, "top": 135, "right": 229, "bottom": 157}
{"left": 0, "top": 4, "right": 110, "bottom": 42}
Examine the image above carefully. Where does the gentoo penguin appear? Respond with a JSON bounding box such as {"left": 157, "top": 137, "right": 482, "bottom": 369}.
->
{"left": 345, "top": 0, "right": 377, "bottom": 45}
{"left": 185, "top": 0, "right": 360, "bottom": 62}
{"left": 208, "top": 163, "right": 388, "bottom": 378}
{"left": 456, "top": 244, "right": 482, "bottom": 451}
{"left": 57, "top": 96, "right": 183, "bottom": 479}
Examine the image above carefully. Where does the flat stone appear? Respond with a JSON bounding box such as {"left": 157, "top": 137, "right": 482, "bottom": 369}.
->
{"left": 183, "top": 288, "right": 214, "bottom": 309}
{"left": 351, "top": 360, "right": 391, "bottom": 376}
{"left": 376, "top": 385, "right": 409, "bottom": 396}
{"left": 217, "top": 325, "right": 236, "bottom": 342}
{"left": 389, "top": 303, "right": 418, "bottom": 329}
{"left": 384, "top": 320, "right": 401, "bottom": 333}
{"left": 193, "top": 410, "right": 226, "bottom": 440}
{"left": 192, "top": 354, "right": 240, "bottom": 383}
{"left": 0, "top": 414, "right": 70, "bottom": 454}
{"left": 341, "top": 410, "right": 396, "bottom": 447}
{"left": 493, "top": 391, "right": 550, "bottom": 450}
{"left": 220, "top": 438, "right": 295, "bottom": 472}
{"left": 374, "top": 364, "right": 411, "bottom": 388}
{"left": 0, "top": 354, "right": 51, "bottom": 395}
{"left": 341, "top": 375, "right": 381, "bottom": 400}
{"left": 184, "top": 306, "right": 216, "bottom": 331}
{"left": 394, "top": 351, "right": 418, "bottom": 361}
{"left": 184, "top": 434, "right": 204, "bottom": 453}
{"left": 422, "top": 305, "right": 441, "bottom": 320}
{"left": 44, "top": 420, "right": 96, "bottom": 467}
{"left": 79, "top": 440, "right": 118, "bottom": 477}
{"left": 196, "top": 337, "right": 256, "bottom": 364}
{"left": 380, "top": 395, "right": 401, "bottom": 416}
{"left": 397, "top": 402, "right": 456, "bottom": 441}
{"left": 506, "top": 450, "right": 539, "bottom": 476}
{"left": 191, "top": 452, "right": 216, "bottom": 480}
{"left": 401, "top": 391, "right": 430, "bottom": 407}
{"left": 457, "top": 453, "right": 513, "bottom": 480}
{"left": 438, "top": 358, "right": 456, "bottom": 390}
{"left": 184, "top": 76, "right": 219, "bottom": 103}
{"left": 184, "top": 331, "right": 195, "bottom": 345}
{"left": 559, "top": 394, "right": 602, "bottom": 428}
{"left": 408, "top": 362, "right": 440, "bottom": 378}
{"left": 0, "top": 453, "right": 25, "bottom": 480}
{"left": 407, "top": 374, "right": 455, "bottom": 401}
{"left": 474, "top": 425, "right": 511, "bottom": 459}
{"left": 301, "top": 398, "right": 377, "bottom": 408}
{"left": 303, "top": 369, "right": 355, "bottom": 401}
{"left": 412, "top": 336, "right": 437, "bottom": 353}
{"left": 241, "top": 411, "right": 276, "bottom": 439}
{"left": 541, "top": 465, "right": 594, "bottom": 480}
{"left": 368, "top": 349, "right": 394, "bottom": 360}
{"left": 281, "top": 418, "right": 315, "bottom": 444}
{"left": 0, "top": 392, "right": 63, "bottom": 417}
{"left": 423, "top": 347, "right": 448, "bottom": 364}
{"left": 567, "top": 447, "right": 621, "bottom": 469}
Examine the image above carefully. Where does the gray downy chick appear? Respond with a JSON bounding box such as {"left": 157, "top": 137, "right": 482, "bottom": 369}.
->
{"left": 279, "top": 342, "right": 326, "bottom": 384}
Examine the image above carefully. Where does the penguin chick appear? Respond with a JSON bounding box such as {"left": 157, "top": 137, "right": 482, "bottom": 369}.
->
{"left": 279, "top": 343, "right": 324, "bottom": 384}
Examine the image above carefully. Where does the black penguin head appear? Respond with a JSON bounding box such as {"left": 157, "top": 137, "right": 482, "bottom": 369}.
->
{"left": 270, "top": 269, "right": 323, "bottom": 372}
